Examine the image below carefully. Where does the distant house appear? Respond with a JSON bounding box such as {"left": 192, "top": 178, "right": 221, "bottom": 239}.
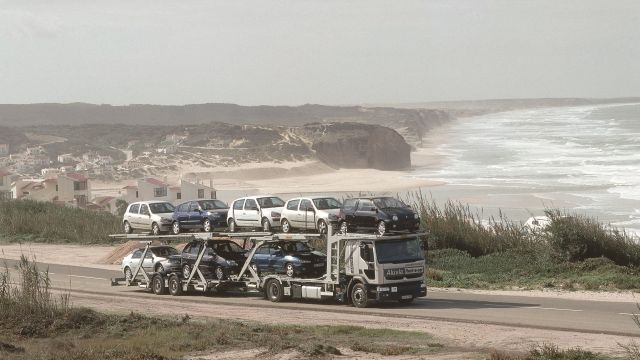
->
{"left": 121, "top": 184, "right": 140, "bottom": 204}
{"left": 180, "top": 179, "right": 216, "bottom": 201}
{"left": 0, "top": 144, "right": 9, "bottom": 156}
{"left": 12, "top": 178, "right": 57, "bottom": 202}
{"left": 138, "top": 177, "right": 170, "bottom": 201}
{"left": 0, "top": 170, "right": 13, "bottom": 200}
{"left": 41, "top": 168, "right": 60, "bottom": 178}
{"left": 118, "top": 177, "right": 217, "bottom": 205}
{"left": 57, "top": 172, "right": 91, "bottom": 207}
{"left": 57, "top": 154, "right": 74, "bottom": 164}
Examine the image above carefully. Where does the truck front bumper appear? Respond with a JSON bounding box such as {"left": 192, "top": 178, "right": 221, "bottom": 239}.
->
{"left": 373, "top": 281, "right": 426, "bottom": 301}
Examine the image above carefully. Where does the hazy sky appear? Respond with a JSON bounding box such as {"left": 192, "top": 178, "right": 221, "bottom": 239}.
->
{"left": 1, "top": 0, "right": 639, "bottom": 106}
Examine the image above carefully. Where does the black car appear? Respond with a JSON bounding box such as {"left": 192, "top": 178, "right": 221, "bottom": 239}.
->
{"left": 252, "top": 241, "right": 326, "bottom": 278}
{"left": 338, "top": 197, "right": 420, "bottom": 236}
{"left": 171, "top": 199, "right": 229, "bottom": 234}
{"left": 171, "top": 240, "right": 247, "bottom": 280}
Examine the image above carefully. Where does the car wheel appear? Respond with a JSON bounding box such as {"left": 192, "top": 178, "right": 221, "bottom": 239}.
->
{"left": 168, "top": 275, "right": 182, "bottom": 296}
{"left": 285, "top": 263, "right": 295, "bottom": 277}
{"left": 317, "top": 219, "right": 328, "bottom": 235}
{"left": 281, "top": 219, "right": 291, "bottom": 233}
{"left": 152, "top": 274, "right": 166, "bottom": 295}
{"left": 376, "top": 221, "right": 386, "bottom": 236}
{"left": 151, "top": 222, "right": 161, "bottom": 236}
{"left": 228, "top": 219, "right": 236, "bottom": 233}
{"left": 262, "top": 218, "right": 272, "bottom": 232}
{"left": 214, "top": 266, "right": 225, "bottom": 280}
{"left": 155, "top": 263, "right": 164, "bottom": 273}
{"left": 266, "top": 279, "right": 284, "bottom": 302}
{"left": 399, "top": 297, "right": 414, "bottom": 304}
{"left": 203, "top": 219, "right": 212, "bottom": 233}
{"left": 123, "top": 221, "right": 133, "bottom": 234}
{"left": 182, "top": 264, "right": 192, "bottom": 280}
{"left": 339, "top": 221, "right": 348, "bottom": 235}
{"left": 124, "top": 266, "right": 133, "bottom": 281}
{"left": 171, "top": 221, "right": 180, "bottom": 235}
{"left": 351, "top": 283, "right": 369, "bottom": 308}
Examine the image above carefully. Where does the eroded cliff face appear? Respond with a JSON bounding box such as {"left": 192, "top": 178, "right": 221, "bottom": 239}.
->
{"left": 299, "top": 123, "right": 411, "bottom": 171}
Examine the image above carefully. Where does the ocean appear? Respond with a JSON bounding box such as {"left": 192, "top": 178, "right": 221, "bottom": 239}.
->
{"left": 411, "top": 103, "right": 640, "bottom": 235}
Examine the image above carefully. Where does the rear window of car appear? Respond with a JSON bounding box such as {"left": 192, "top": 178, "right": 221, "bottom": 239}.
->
{"left": 342, "top": 199, "right": 356, "bottom": 211}
{"left": 286, "top": 199, "right": 300, "bottom": 210}
{"left": 233, "top": 200, "right": 244, "bottom": 210}
{"left": 129, "top": 204, "right": 140, "bottom": 213}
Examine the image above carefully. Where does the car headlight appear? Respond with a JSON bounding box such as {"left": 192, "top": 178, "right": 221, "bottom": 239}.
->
{"left": 392, "top": 215, "right": 398, "bottom": 222}
{"left": 377, "top": 286, "right": 390, "bottom": 292}
{"left": 414, "top": 214, "right": 419, "bottom": 219}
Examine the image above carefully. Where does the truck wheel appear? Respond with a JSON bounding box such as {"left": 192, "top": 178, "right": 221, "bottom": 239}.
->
{"left": 266, "top": 279, "right": 284, "bottom": 302}
{"left": 351, "top": 283, "right": 369, "bottom": 308}
{"left": 168, "top": 275, "right": 183, "bottom": 296}
{"left": 152, "top": 274, "right": 166, "bottom": 295}
{"left": 262, "top": 218, "right": 272, "bottom": 232}
{"left": 228, "top": 219, "right": 237, "bottom": 233}
{"left": 281, "top": 219, "right": 292, "bottom": 233}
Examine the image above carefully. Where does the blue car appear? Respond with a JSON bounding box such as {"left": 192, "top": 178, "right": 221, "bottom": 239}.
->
{"left": 251, "top": 241, "right": 326, "bottom": 278}
{"left": 171, "top": 199, "right": 229, "bottom": 234}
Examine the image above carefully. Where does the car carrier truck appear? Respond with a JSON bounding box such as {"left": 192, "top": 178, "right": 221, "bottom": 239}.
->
{"left": 112, "top": 225, "right": 427, "bottom": 308}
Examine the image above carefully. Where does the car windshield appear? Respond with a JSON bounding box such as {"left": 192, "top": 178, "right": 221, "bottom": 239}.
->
{"left": 257, "top": 197, "right": 285, "bottom": 208}
{"left": 375, "top": 238, "right": 424, "bottom": 264}
{"left": 199, "top": 200, "right": 228, "bottom": 210}
{"left": 151, "top": 247, "right": 179, "bottom": 257}
{"left": 372, "top": 197, "right": 407, "bottom": 209}
{"left": 281, "top": 241, "right": 311, "bottom": 253}
{"left": 312, "top": 197, "right": 342, "bottom": 210}
{"left": 210, "top": 241, "right": 244, "bottom": 253}
{"left": 149, "top": 202, "right": 175, "bottom": 213}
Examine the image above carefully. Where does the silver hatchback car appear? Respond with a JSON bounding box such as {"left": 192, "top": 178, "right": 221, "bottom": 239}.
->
{"left": 122, "top": 201, "right": 175, "bottom": 235}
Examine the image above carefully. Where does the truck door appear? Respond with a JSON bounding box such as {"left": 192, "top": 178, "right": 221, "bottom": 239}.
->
{"left": 299, "top": 199, "right": 316, "bottom": 230}
{"left": 358, "top": 241, "right": 376, "bottom": 280}
{"left": 242, "top": 199, "right": 260, "bottom": 227}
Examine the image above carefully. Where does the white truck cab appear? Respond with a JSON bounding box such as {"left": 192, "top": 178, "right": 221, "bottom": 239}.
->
{"left": 227, "top": 195, "right": 286, "bottom": 232}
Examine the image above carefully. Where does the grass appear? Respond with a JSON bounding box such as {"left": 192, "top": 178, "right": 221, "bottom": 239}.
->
{"left": 0, "top": 257, "right": 443, "bottom": 359}
{"left": 0, "top": 199, "right": 121, "bottom": 244}
{"left": 489, "top": 344, "right": 610, "bottom": 360}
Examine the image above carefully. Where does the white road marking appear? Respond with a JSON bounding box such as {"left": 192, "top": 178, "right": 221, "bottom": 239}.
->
{"left": 619, "top": 312, "right": 637, "bottom": 316}
{"left": 67, "top": 274, "right": 107, "bottom": 280}
{"left": 525, "top": 306, "right": 583, "bottom": 312}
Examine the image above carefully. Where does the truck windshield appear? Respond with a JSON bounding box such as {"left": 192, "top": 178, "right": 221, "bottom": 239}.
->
{"left": 375, "top": 238, "right": 423, "bottom": 264}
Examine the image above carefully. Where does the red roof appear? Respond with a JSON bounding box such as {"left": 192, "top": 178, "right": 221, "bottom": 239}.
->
{"left": 144, "top": 178, "right": 167, "bottom": 186}
{"left": 63, "top": 173, "right": 88, "bottom": 182}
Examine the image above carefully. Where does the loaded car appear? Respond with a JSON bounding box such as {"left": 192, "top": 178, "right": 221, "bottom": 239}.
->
{"left": 338, "top": 197, "right": 420, "bottom": 236}
{"left": 122, "top": 201, "right": 175, "bottom": 235}
{"left": 171, "top": 240, "right": 248, "bottom": 280}
{"left": 251, "top": 240, "right": 326, "bottom": 278}
{"left": 280, "top": 196, "right": 342, "bottom": 235}
{"left": 226, "top": 195, "right": 286, "bottom": 232}
{"left": 171, "top": 199, "right": 229, "bottom": 234}
{"left": 121, "top": 245, "right": 180, "bottom": 281}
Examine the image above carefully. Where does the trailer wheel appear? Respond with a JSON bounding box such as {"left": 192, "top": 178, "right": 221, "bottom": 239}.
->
{"left": 168, "top": 275, "right": 183, "bottom": 296}
{"left": 351, "top": 283, "right": 369, "bottom": 308}
{"left": 152, "top": 274, "right": 166, "bottom": 295}
{"left": 266, "top": 279, "right": 284, "bottom": 302}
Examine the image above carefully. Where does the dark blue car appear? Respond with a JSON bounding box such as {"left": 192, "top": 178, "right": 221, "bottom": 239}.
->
{"left": 251, "top": 241, "right": 326, "bottom": 278}
{"left": 171, "top": 199, "right": 229, "bottom": 234}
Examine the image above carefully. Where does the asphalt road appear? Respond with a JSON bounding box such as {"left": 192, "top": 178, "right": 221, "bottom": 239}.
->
{"left": 3, "top": 258, "right": 639, "bottom": 336}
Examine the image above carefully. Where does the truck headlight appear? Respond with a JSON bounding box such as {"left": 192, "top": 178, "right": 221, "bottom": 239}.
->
{"left": 420, "top": 282, "right": 426, "bottom": 288}
{"left": 377, "top": 286, "right": 390, "bottom": 292}
{"left": 392, "top": 215, "right": 398, "bottom": 222}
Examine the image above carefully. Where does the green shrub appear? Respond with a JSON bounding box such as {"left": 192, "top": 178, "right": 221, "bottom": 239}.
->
{"left": 0, "top": 199, "right": 120, "bottom": 244}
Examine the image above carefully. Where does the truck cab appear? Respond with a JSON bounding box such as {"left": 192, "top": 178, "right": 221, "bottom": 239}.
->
{"left": 342, "top": 236, "right": 426, "bottom": 306}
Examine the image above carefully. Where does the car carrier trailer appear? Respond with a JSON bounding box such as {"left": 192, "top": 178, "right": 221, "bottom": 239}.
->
{"left": 111, "top": 226, "right": 427, "bottom": 308}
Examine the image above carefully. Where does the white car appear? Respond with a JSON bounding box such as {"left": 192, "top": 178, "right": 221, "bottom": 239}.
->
{"left": 122, "top": 201, "right": 175, "bottom": 235}
{"left": 280, "top": 196, "right": 342, "bottom": 235}
{"left": 226, "top": 195, "right": 286, "bottom": 232}
{"left": 121, "top": 245, "right": 180, "bottom": 280}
